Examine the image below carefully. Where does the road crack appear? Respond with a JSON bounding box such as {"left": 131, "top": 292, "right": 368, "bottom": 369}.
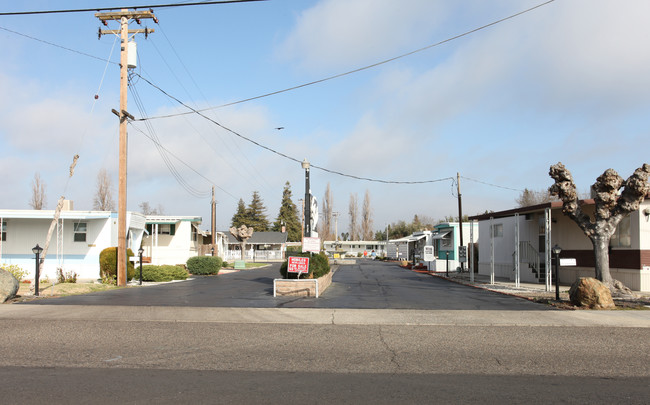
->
{"left": 378, "top": 326, "right": 400, "bottom": 373}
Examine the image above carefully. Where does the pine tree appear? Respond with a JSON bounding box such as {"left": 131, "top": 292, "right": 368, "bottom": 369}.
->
{"left": 231, "top": 198, "right": 247, "bottom": 228}
{"left": 273, "top": 181, "right": 302, "bottom": 242}
{"left": 246, "top": 191, "right": 270, "bottom": 231}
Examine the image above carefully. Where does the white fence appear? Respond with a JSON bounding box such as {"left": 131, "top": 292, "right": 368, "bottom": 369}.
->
{"left": 223, "top": 249, "right": 284, "bottom": 262}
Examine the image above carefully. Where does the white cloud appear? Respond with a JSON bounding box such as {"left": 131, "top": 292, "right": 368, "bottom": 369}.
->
{"left": 278, "top": 0, "right": 449, "bottom": 73}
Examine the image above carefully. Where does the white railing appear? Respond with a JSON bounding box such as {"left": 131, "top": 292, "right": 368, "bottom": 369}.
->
{"left": 223, "top": 250, "right": 284, "bottom": 262}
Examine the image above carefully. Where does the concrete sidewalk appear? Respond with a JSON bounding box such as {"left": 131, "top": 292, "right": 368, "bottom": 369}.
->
{"left": 1, "top": 304, "right": 649, "bottom": 328}
{"left": 432, "top": 271, "right": 650, "bottom": 301}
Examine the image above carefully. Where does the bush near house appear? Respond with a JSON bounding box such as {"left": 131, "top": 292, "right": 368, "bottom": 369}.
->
{"left": 279, "top": 252, "right": 330, "bottom": 279}
{"left": 99, "top": 247, "right": 136, "bottom": 283}
{"left": 1, "top": 264, "right": 27, "bottom": 282}
{"left": 186, "top": 256, "right": 222, "bottom": 275}
{"left": 138, "top": 265, "right": 189, "bottom": 282}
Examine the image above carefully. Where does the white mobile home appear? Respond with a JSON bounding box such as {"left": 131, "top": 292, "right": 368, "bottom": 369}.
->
{"left": 0, "top": 208, "right": 145, "bottom": 281}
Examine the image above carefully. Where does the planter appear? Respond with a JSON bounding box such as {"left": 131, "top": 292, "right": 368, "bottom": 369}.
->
{"left": 273, "top": 265, "right": 337, "bottom": 298}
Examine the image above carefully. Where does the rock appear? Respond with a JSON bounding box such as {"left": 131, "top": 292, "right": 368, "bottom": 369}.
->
{"left": 0, "top": 269, "right": 20, "bottom": 303}
{"left": 569, "top": 277, "right": 615, "bottom": 309}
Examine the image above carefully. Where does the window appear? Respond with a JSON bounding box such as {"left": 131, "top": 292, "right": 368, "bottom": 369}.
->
{"left": 1, "top": 221, "right": 6, "bottom": 242}
{"left": 146, "top": 223, "right": 176, "bottom": 236}
{"left": 611, "top": 216, "right": 631, "bottom": 248}
{"left": 73, "top": 222, "right": 87, "bottom": 242}
{"left": 491, "top": 223, "right": 503, "bottom": 237}
{"left": 441, "top": 232, "right": 452, "bottom": 248}
{"left": 191, "top": 226, "right": 198, "bottom": 242}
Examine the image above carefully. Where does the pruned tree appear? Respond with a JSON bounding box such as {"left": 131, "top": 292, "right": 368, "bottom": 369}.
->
{"left": 29, "top": 172, "right": 47, "bottom": 210}
{"left": 361, "top": 189, "right": 373, "bottom": 240}
{"left": 348, "top": 193, "right": 359, "bottom": 240}
{"left": 549, "top": 162, "right": 650, "bottom": 291}
{"left": 93, "top": 168, "right": 115, "bottom": 211}
{"left": 273, "top": 181, "right": 302, "bottom": 242}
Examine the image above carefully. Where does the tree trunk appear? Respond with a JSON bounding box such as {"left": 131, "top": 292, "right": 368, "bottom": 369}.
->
{"left": 240, "top": 242, "right": 246, "bottom": 260}
{"left": 592, "top": 235, "right": 612, "bottom": 287}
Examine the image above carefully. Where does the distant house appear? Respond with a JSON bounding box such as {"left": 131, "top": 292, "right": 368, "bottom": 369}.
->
{"left": 386, "top": 222, "right": 478, "bottom": 272}
{"left": 0, "top": 206, "right": 145, "bottom": 281}
{"left": 223, "top": 231, "right": 288, "bottom": 262}
{"left": 141, "top": 215, "right": 204, "bottom": 266}
{"left": 469, "top": 198, "right": 650, "bottom": 292}
{"left": 323, "top": 240, "right": 386, "bottom": 257}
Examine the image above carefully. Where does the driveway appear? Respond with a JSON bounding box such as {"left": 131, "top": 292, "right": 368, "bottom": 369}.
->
{"left": 21, "top": 260, "right": 546, "bottom": 310}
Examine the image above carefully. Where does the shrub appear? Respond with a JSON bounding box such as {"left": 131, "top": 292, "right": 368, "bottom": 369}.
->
{"left": 99, "top": 247, "right": 135, "bottom": 284}
{"left": 1, "top": 264, "right": 27, "bottom": 282}
{"left": 139, "top": 265, "right": 189, "bottom": 282}
{"left": 56, "top": 268, "right": 78, "bottom": 283}
{"left": 280, "top": 252, "right": 330, "bottom": 279}
{"left": 186, "top": 256, "right": 222, "bottom": 275}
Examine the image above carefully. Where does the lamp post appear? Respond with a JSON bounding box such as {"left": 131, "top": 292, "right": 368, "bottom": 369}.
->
{"left": 552, "top": 244, "right": 562, "bottom": 301}
{"left": 211, "top": 246, "right": 214, "bottom": 257}
{"left": 302, "top": 158, "right": 311, "bottom": 238}
{"left": 32, "top": 244, "right": 43, "bottom": 297}
{"left": 138, "top": 247, "right": 144, "bottom": 286}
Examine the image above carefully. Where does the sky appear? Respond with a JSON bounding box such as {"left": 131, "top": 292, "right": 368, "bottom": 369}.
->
{"left": 1, "top": 0, "right": 649, "bottom": 236}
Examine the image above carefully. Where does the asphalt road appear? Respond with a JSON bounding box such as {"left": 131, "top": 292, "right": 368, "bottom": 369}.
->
{"left": 21, "top": 260, "right": 546, "bottom": 310}
{"left": 4, "top": 260, "right": 649, "bottom": 403}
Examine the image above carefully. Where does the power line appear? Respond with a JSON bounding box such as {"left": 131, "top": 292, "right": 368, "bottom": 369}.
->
{"left": 143, "top": 0, "right": 557, "bottom": 121}
{"left": 133, "top": 73, "right": 455, "bottom": 185}
{"left": 0, "top": 25, "right": 118, "bottom": 64}
{"left": 460, "top": 176, "right": 523, "bottom": 192}
{"left": 0, "top": 0, "right": 267, "bottom": 16}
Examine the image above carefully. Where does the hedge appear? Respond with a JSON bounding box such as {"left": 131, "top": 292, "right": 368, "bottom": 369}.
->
{"left": 138, "top": 265, "right": 189, "bottom": 282}
{"left": 99, "top": 247, "right": 135, "bottom": 283}
{"left": 186, "top": 256, "right": 222, "bottom": 275}
{"left": 279, "top": 251, "right": 330, "bottom": 279}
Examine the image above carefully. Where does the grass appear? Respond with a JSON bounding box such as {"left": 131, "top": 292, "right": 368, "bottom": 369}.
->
{"left": 16, "top": 281, "right": 119, "bottom": 299}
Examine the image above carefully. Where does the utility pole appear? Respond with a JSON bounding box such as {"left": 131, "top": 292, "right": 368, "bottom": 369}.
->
{"left": 211, "top": 186, "right": 217, "bottom": 255}
{"left": 96, "top": 9, "right": 156, "bottom": 286}
{"left": 457, "top": 172, "right": 464, "bottom": 272}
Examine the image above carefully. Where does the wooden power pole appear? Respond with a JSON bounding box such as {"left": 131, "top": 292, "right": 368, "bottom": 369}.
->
{"left": 96, "top": 9, "right": 156, "bottom": 286}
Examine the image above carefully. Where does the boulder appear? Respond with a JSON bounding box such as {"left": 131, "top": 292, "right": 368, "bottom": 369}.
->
{"left": 0, "top": 269, "right": 20, "bottom": 303}
{"left": 569, "top": 277, "right": 615, "bottom": 309}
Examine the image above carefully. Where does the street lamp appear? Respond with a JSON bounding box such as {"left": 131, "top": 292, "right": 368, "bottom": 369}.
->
{"left": 138, "top": 247, "right": 144, "bottom": 286}
{"left": 211, "top": 246, "right": 214, "bottom": 256}
{"left": 32, "top": 244, "right": 43, "bottom": 297}
{"left": 302, "top": 158, "right": 311, "bottom": 238}
{"left": 552, "top": 244, "right": 562, "bottom": 301}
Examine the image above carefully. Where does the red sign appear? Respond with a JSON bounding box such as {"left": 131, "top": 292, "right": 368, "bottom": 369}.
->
{"left": 287, "top": 256, "right": 310, "bottom": 274}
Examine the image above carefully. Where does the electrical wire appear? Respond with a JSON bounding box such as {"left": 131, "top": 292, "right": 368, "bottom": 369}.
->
{"left": 460, "top": 176, "right": 523, "bottom": 192}
{"left": 133, "top": 73, "right": 455, "bottom": 185}
{"left": 142, "top": 0, "right": 557, "bottom": 121}
{"left": 0, "top": 25, "right": 117, "bottom": 64}
{"left": 128, "top": 74, "right": 213, "bottom": 199}
{"left": 0, "top": 0, "right": 267, "bottom": 16}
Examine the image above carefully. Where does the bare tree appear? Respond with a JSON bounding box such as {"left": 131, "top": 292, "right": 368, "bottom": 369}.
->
{"left": 93, "top": 169, "right": 115, "bottom": 211}
{"left": 319, "top": 183, "right": 333, "bottom": 240}
{"left": 29, "top": 172, "right": 47, "bottom": 210}
{"left": 549, "top": 162, "right": 650, "bottom": 291}
{"left": 140, "top": 202, "right": 165, "bottom": 215}
{"left": 361, "top": 189, "right": 373, "bottom": 240}
{"left": 348, "top": 193, "right": 359, "bottom": 241}
{"left": 516, "top": 188, "right": 555, "bottom": 207}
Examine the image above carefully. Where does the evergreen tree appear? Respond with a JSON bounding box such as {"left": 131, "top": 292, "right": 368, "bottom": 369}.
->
{"left": 273, "top": 181, "right": 302, "bottom": 242}
{"left": 231, "top": 198, "right": 247, "bottom": 228}
{"left": 246, "top": 191, "right": 270, "bottom": 231}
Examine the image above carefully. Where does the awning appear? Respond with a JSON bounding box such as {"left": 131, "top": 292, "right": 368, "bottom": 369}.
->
{"left": 146, "top": 220, "right": 178, "bottom": 224}
{"left": 408, "top": 234, "right": 427, "bottom": 242}
{"left": 431, "top": 231, "right": 450, "bottom": 240}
